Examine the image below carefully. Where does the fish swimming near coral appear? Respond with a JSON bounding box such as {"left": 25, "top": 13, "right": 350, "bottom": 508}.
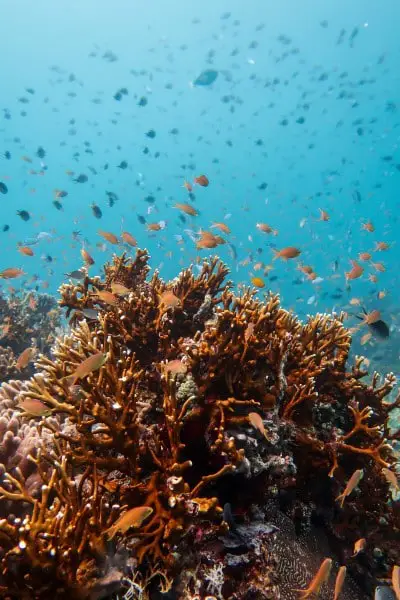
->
{"left": 336, "top": 468, "right": 364, "bottom": 508}
{"left": 105, "top": 506, "right": 153, "bottom": 540}
{"left": 293, "top": 557, "right": 333, "bottom": 599}
{"left": 64, "top": 351, "right": 108, "bottom": 386}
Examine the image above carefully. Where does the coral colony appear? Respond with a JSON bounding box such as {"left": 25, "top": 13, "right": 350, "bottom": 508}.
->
{"left": 0, "top": 251, "right": 398, "bottom": 599}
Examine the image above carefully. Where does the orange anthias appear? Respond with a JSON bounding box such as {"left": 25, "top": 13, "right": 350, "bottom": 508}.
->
{"left": 345, "top": 260, "right": 363, "bottom": 280}
{"left": 105, "top": 506, "right": 153, "bottom": 540}
{"left": 193, "top": 174, "right": 209, "bottom": 187}
{"left": 98, "top": 230, "right": 119, "bottom": 244}
{"left": 174, "top": 203, "right": 198, "bottom": 216}
{"left": 294, "top": 558, "right": 332, "bottom": 599}
{"left": 121, "top": 231, "right": 137, "bottom": 247}
{"left": 273, "top": 247, "right": 301, "bottom": 260}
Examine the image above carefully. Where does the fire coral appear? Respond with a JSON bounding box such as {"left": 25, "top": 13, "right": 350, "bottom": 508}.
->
{"left": 0, "top": 251, "right": 398, "bottom": 599}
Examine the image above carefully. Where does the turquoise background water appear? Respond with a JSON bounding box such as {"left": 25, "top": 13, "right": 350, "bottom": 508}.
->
{"left": 1, "top": 1, "right": 399, "bottom": 373}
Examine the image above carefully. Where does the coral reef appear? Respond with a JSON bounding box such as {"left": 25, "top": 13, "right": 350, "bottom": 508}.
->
{"left": 0, "top": 250, "right": 398, "bottom": 599}
{"left": 0, "top": 290, "right": 61, "bottom": 382}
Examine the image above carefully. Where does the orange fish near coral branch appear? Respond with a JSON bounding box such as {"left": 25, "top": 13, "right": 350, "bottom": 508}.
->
{"left": 15, "top": 347, "right": 35, "bottom": 371}
{"left": 336, "top": 468, "right": 364, "bottom": 508}
{"left": 17, "top": 398, "right": 52, "bottom": 417}
{"left": 65, "top": 352, "right": 108, "bottom": 386}
{"left": 294, "top": 557, "right": 332, "bottom": 599}
{"left": 105, "top": 506, "right": 153, "bottom": 540}
{"left": 334, "top": 565, "right": 347, "bottom": 600}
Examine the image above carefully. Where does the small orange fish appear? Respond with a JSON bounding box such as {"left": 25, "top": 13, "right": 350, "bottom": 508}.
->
{"left": 211, "top": 222, "right": 231, "bottom": 234}
{"left": 105, "top": 506, "right": 153, "bottom": 540}
{"left": 251, "top": 276, "right": 265, "bottom": 289}
{"left": 273, "top": 247, "right": 301, "bottom": 260}
{"left": 362, "top": 221, "right": 374, "bottom": 233}
{"left": 159, "top": 291, "right": 181, "bottom": 309}
{"left": 21, "top": 155, "right": 33, "bottom": 163}
{"left": 334, "top": 566, "right": 347, "bottom": 600}
{"left": 256, "top": 222, "right": 278, "bottom": 235}
{"left": 350, "top": 297, "right": 361, "bottom": 306}
{"left": 368, "top": 274, "right": 378, "bottom": 283}
{"left": 294, "top": 558, "right": 332, "bottom": 599}
{"left": 0, "top": 268, "right": 25, "bottom": 279}
{"left": 360, "top": 332, "right": 372, "bottom": 345}
{"left": 193, "top": 174, "right": 209, "bottom": 187}
{"left": 121, "top": 231, "right": 137, "bottom": 247}
{"left": 371, "top": 261, "right": 385, "bottom": 273}
{"left": 336, "top": 469, "right": 364, "bottom": 508}
{"left": 98, "top": 230, "right": 119, "bottom": 244}
{"left": 358, "top": 252, "right": 371, "bottom": 262}
{"left": 361, "top": 310, "right": 381, "bottom": 325}
{"left": 298, "top": 264, "right": 313, "bottom": 275}
{"left": 352, "top": 538, "right": 366, "bottom": 557}
{"left": 110, "top": 282, "right": 130, "bottom": 297}
{"left": 17, "top": 398, "right": 52, "bottom": 417}
{"left": 18, "top": 246, "right": 34, "bottom": 257}
{"left": 318, "top": 209, "right": 329, "bottom": 221}
{"left": 161, "top": 359, "right": 187, "bottom": 376}
{"left": 182, "top": 180, "right": 193, "bottom": 192}
{"left": 81, "top": 248, "right": 95, "bottom": 266}
{"left": 174, "top": 203, "right": 198, "bottom": 216}
{"left": 15, "top": 347, "right": 35, "bottom": 371}
{"left": 196, "top": 231, "right": 219, "bottom": 249}
{"left": 64, "top": 352, "right": 108, "bottom": 387}
{"left": 377, "top": 290, "right": 386, "bottom": 300}
{"left": 248, "top": 412, "right": 269, "bottom": 439}
{"left": 345, "top": 260, "right": 363, "bottom": 281}
{"left": 147, "top": 222, "right": 162, "bottom": 231}
{"left": 375, "top": 241, "right": 390, "bottom": 251}
{"left": 392, "top": 565, "right": 400, "bottom": 600}
{"left": 93, "top": 290, "right": 118, "bottom": 305}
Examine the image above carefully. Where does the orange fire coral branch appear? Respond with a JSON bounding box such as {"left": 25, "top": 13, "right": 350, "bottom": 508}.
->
{"left": 341, "top": 403, "right": 382, "bottom": 440}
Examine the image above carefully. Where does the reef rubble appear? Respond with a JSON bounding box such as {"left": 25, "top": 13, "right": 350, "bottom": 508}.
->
{"left": 0, "top": 251, "right": 398, "bottom": 599}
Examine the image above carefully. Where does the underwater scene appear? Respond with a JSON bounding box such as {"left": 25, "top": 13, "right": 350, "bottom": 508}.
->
{"left": 0, "top": 0, "right": 399, "bottom": 598}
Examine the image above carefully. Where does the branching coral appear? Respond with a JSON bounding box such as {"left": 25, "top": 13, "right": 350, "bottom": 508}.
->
{"left": 0, "top": 290, "right": 61, "bottom": 382}
{"left": 0, "top": 251, "right": 398, "bottom": 599}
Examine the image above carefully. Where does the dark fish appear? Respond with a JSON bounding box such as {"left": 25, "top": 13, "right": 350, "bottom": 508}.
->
{"left": 117, "top": 160, "right": 128, "bottom": 169}
{"left": 106, "top": 191, "right": 118, "bottom": 207}
{"left": 374, "top": 586, "right": 396, "bottom": 599}
{"left": 91, "top": 203, "right": 102, "bottom": 219}
{"left": 356, "top": 308, "right": 390, "bottom": 340}
{"left": 137, "top": 214, "right": 146, "bottom": 225}
{"left": 138, "top": 96, "right": 148, "bottom": 107}
{"left": 36, "top": 146, "right": 46, "bottom": 159}
{"left": 17, "top": 210, "right": 30, "bottom": 221}
{"left": 80, "top": 308, "right": 100, "bottom": 320}
{"left": 146, "top": 129, "right": 156, "bottom": 138}
{"left": 53, "top": 200, "right": 63, "bottom": 211}
{"left": 65, "top": 270, "right": 86, "bottom": 280}
{"left": 2, "top": 225, "right": 9, "bottom": 232}
{"left": 0, "top": 182, "right": 8, "bottom": 194}
{"left": 3, "top": 151, "right": 11, "bottom": 160}
{"left": 193, "top": 69, "right": 219, "bottom": 86}
{"left": 73, "top": 174, "right": 88, "bottom": 183}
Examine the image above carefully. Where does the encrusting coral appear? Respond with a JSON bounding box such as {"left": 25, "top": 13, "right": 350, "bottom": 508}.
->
{"left": 0, "top": 250, "right": 398, "bottom": 599}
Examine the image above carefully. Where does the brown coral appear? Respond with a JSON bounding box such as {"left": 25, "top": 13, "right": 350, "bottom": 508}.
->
{"left": 0, "top": 251, "right": 398, "bottom": 599}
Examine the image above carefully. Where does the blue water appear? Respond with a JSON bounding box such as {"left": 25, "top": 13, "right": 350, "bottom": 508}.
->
{"left": 1, "top": 0, "right": 400, "bottom": 371}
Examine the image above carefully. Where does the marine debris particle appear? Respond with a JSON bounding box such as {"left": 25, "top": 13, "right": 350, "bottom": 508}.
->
{"left": 0, "top": 252, "right": 398, "bottom": 600}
